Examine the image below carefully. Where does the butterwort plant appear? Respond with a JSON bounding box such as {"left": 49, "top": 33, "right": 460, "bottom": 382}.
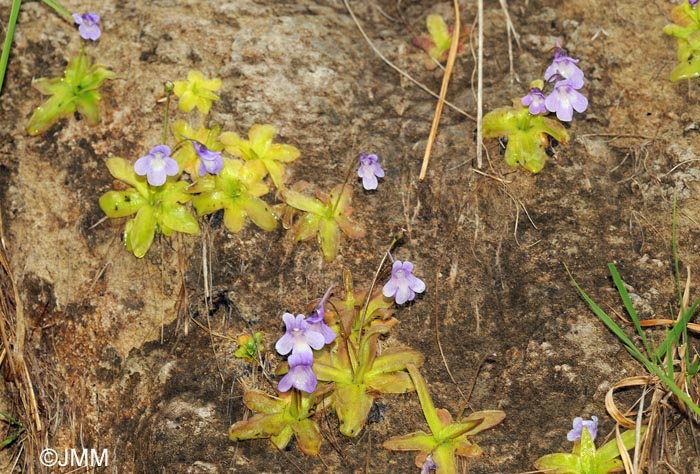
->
{"left": 172, "top": 70, "right": 221, "bottom": 115}
{"left": 483, "top": 44, "right": 588, "bottom": 173}
{"left": 98, "top": 75, "right": 222, "bottom": 258}
{"left": 187, "top": 157, "right": 278, "bottom": 234}
{"left": 313, "top": 262, "right": 425, "bottom": 437}
{"left": 220, "top": 123, "right": 301, "bottom": 190}
{"left": 282, "top": 183, "right": 365, "bottom": 261}
{"left": 27, "top": 21, "right": 113, "bottom": 136}
{"left": 25, "top": 4, "right": 113, "bottom": 135}
{"left": 99, "top": 152, "right": 199, "bottom": 258}
{"left": 534, "top": 416, "right": 646, "bottom": 474}
{"left": 384, "top": 364, "right": 505, "bottom": 474}
{"left": 228, "top": 292, "right": 336, "bottom": 455}
{"left": 412, "top": 14, "right": 468, "bottom": 68}
{"left": 663, "top": 0, "right": 700, "bottom": 81}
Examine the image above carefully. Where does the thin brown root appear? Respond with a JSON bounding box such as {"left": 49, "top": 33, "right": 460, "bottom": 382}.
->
{"left": 498, "top": 0, "right": 521, "bottom": 82}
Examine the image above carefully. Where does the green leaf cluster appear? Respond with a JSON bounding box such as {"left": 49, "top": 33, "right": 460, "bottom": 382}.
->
{"left": 220, "top": 124, "right": 300, "bottom": 190}
{"left": 98, "top": 158, "right": 199, "bottom": 258}
{"left": 234, "top": 332, "right": 264, "bottom": 362}
{"left": 188, "top": 158, "right": 277, "bottom": 233}
{"left": 313, "top": 271, "right": 422, "bottom": 436}
{"left": 412, "top": 14, "right": 467, "bottom": 64}
{"left": 534, "top": 427, "right": 644, "bottom": 474}
{"left": 172, "top": 70, "right": 221, "bottom": 115}
{"left": 282, "top": 183, "right": 366, "bottom": 261}
{"left": 483, "top": 99, "right": 569, "bottom": 173}
{"left": 27, "top": 49, "right": 114, "bottom": 135}
{"left": 384, "top": 364, "right": 505, "bottom": 474}
{"left": 229, "top": 387, "right": 331, "bottom": 456}
{"left": 663, "top": 1, "right": 700, "bottom": 81}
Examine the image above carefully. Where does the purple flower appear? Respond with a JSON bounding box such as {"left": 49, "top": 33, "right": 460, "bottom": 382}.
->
{"left": 275, "top": 313, "right": 325, "bottom": 358}
{"left": 306, "top": 285, "right": 336, "bottom": 345}
{"left": 186, "top": 138, "right": 224, "bottom": 176}
{"left": 278, "top": 352, "right": 317, "bottom": 393}
{"left": 72, "top": 12, "right": 101, "bottom": 41}
{"left": 357, "top": 153, "right": 385, "bottom": 190}
{"left": 134, "top": 145, "right": 179, "bottom": 186}
{"left": 383, "top": 260, "right": 426, "bottom": 305}
{"left": 544, "top": 46, "right": 584, "bottom": 89}
{"left": 420, "top": 454, "right": 437, "bottom": 474}
{"left": 691, "top": 0, "right": 698, "bottom": 7}
{"left": 567, "top": 416, "right": 598, "bottom": 442}
{"left": 522, "top": 87, "right": 547, "bottom": 115}
{"left": 544, "top": 81, "right": 588, "bottom": 122}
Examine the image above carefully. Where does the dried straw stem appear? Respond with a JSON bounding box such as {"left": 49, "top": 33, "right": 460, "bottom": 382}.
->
{"left": 418, "top": 0, "right": 461, "bottom": 181}
{"left": 0, "top": 214, "right": 43, "bottom": 473}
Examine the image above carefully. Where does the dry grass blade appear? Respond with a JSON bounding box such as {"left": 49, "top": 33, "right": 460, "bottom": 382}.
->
{"left": 475, "top": 0, "right": 484, "bottom": 169}
{"left": 616, "top": 423, "right": 633, "bottom": 474}
{"left": 418, "top": 0, "right": 461, "bottom": 181}
{"left": 605, "top": 376, "right": 654, "bottom": 429}
{"left": 0, "top": 213, "right": 43, "bottom": 474}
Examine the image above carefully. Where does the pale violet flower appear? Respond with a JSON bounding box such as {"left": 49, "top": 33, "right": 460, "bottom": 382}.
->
{"left": 306, "top": 285, "right": 336, "bottom": 345}
{"left": 522, "top": 87, "right": 547, "bottom": 115}
{"left": 567, "top": 416, "right": 598, "bottom": 442}
{"left": 544, "top": 46, "right": 584, "bottom": 89}
{"left": 185, "top": 138, "right": 224, "bottom": 176}
{"left": 544, "top": 81, "right": 588, "bottom": 122}
{"left": 275, "top": 313, "right": 325, "bottom": 358}
{"left": 278, "top": 352, "right": 317, "bottom": 393}
{"left": 383, "top": 260, "right": 426, "bottom": 305}
{"left": 357, "top": 153, "right": 385, "bottom": 190}
{"left": 420, "top": 454, "right": 437, "bottom": 474}
{"left": 134, "top": 145, "right": 179, "bottom": 186}
{"left": 73, "top": 12, "right": 101, "bottom": 41}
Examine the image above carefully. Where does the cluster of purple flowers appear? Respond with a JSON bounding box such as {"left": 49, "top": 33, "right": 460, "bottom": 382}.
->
{"left": 275, "top": 286, "right": 336, "bottom": 393}
{"left": 134, "top": 140, "right": 223, "bottom": 186}
{"left": 522, "top": 45, "right": 588, "bottom": 122}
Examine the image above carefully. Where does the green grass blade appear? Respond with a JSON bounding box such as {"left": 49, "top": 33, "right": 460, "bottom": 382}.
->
{"left": 639, "top": 352, "right": 700, "bottom": 418}
{"left": 0, "top": 411, "right": 20, "bottom": 425}
{"left": 0, "top": 0, "right": 22, "bottom": 97}
{"left": 672, "top": 195, "right": 682, "bottom": 304}
{"left": 566, "top": 265, "right": 649, "bottom": 365}
{"left": 0, "top": 433, "right": 20, "bottom": 449}
{"left": 655, "top": 296, "right": 700, "bottom": 362}
{"left": 40, "top": 0, "right": 71, "bottom": 21}
{"left": 607, "top": 263, "right": 654, "bottom": 361}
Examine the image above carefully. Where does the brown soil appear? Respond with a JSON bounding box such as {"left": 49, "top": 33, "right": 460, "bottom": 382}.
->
{"left": 1, "top": 0, "right": 699, "bottom": 473}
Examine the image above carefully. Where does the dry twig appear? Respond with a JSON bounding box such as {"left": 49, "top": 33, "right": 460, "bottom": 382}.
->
{"left": 418, "top": 0, "right": 461, "bottom": 181}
